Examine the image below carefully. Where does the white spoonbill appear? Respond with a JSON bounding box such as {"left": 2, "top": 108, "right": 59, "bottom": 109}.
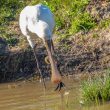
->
{"left": 19, "top": 4, "right": 65, "bottom": 91}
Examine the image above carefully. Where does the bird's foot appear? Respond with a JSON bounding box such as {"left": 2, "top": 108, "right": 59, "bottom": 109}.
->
{"left": 54, "top": 82, "right": 65, "bottom": 91}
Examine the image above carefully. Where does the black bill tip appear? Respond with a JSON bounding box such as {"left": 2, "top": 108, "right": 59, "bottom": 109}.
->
{"left": 54, "top": 82, "right": 65, "bottom": 91}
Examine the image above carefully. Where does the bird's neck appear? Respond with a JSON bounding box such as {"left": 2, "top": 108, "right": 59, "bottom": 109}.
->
{"left": 45, "top": 40, "right": 62, "bottom": 84}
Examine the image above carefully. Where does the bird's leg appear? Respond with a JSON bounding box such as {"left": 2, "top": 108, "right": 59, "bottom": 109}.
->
{"left": 44, "top": 39, "right": 65, "bottom": 91}
{"left": 32, "top": 47, "right": 46, "bottom": 89}
{"left": 26, "top": 35, "right": 36, "bottom": 49}
{"left": 26, "top": 35, "right": 46, "bottom": 89}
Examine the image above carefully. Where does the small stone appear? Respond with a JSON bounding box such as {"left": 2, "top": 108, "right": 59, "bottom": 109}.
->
{"left": 79, "top": 100, "right": 84, "bottom": 105}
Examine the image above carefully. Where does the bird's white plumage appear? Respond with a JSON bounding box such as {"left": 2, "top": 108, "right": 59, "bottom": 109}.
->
{"left": 19, "top": 4, "right": 55, "bottom": 41}
{"left": 19, "top": 4, "right": 64, "bottom": 88}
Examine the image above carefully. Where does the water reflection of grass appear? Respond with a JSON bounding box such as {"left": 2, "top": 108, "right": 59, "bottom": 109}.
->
{"left": 81, "top": 69, "right": 110, "bottom": 104}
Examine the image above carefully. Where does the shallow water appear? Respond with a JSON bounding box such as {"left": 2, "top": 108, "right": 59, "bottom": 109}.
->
{"left": 0, "top": 77, "right": 110, "bottom": 110}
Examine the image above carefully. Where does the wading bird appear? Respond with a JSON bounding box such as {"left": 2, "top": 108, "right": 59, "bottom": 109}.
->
{"left": 19, "top": 4, "right": 65, "bottom": 91}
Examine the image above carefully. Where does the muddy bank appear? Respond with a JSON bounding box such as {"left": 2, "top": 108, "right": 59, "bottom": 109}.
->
{"left": 0, "top": 35, "right": 110, "bottom": 83}
{"left": 1, "top": 0, "right": 110, "bottom": 82}
{"left": 0, "top": 45, "right": 51, "bottom": 82}
{"left": 56, "top": 34, "right": 110, "bottom": 74}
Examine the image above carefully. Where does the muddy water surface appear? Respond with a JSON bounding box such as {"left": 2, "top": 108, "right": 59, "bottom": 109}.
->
{"left": 0, "top": 78, "right": 110, "bottom": 110}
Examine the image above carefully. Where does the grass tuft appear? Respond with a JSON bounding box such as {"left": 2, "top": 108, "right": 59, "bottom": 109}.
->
{"left": 81, "top": 69, "right": 110, "bottom": 104}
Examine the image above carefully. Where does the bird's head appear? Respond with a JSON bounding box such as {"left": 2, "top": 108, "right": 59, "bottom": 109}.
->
{"left": 51, "top": 66, "right": 65, "bottom": 91}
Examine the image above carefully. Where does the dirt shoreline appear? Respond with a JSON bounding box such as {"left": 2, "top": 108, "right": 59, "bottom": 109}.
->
{"left": 0, "top": 34, "right": 110, "bottom": 83}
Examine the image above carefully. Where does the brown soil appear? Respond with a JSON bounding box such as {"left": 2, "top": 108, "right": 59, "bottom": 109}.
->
{"left": 0, "top": 32, "right": 110, "bottom": 83}
{"left": 0, "top": 0, "right": 110, "bottom": 82}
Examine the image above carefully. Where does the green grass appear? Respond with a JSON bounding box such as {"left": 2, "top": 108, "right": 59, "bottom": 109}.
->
{"left": 0, "top": 0, "right": 96, "bottom": 46}
{"left": 0, "top": 0, "right": 109, "bottom": 46}
{"left": 98, "top": 19, "right": 110, "bottom": 29}
{"left": 81, "top": 69, "right": 110, "bottom": 104}
{"left": 41, "top": 0, "right": 95, "bottom": 35}
{"left": 0, "top": 0, "right": 25, "bottom": 46}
